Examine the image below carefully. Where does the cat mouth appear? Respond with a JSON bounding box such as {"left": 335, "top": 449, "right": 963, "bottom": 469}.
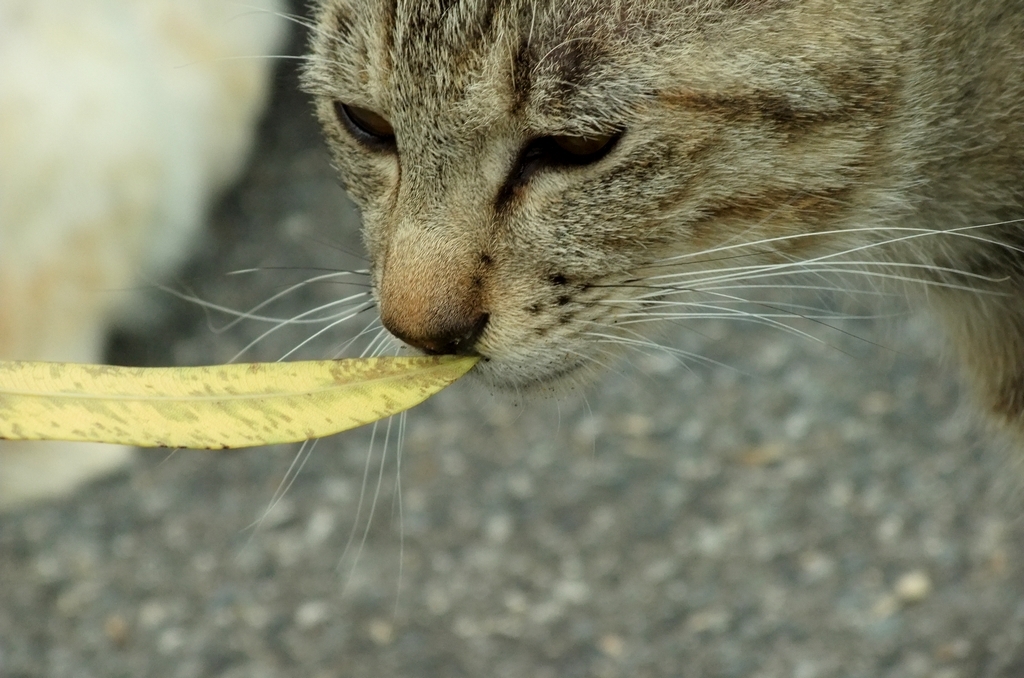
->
{"left": 389, "top": 336, "right": 586, "bottom": 391}
{"left": 379, "top": 298, "right": 597, "bottom": 391}
{"left": 464, "top": 350, "right": 592, "bottom": 393}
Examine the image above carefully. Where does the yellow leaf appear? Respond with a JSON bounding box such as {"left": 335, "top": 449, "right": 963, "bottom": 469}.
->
{"left": 0, "top": 356, "right": 477, "bottom": 449}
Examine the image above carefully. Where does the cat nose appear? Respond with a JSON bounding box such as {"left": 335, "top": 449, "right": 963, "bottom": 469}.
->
{"left": 377, "top": 267, "right": 490, "bottom": 356}
{"left": 383, "top": 310, "right": 489, "bottom": 356}
{"left": 376, "top": 219, "right": 490, "bottom": 356}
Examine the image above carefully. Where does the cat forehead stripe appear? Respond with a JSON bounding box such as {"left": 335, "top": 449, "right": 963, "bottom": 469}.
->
{"left": 314, "top": 0, "right": 671, "bottom": 129}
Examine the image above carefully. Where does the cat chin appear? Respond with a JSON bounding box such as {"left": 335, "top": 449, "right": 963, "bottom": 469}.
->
{"left": 466, "top": 351, "right": 603, "bottom": 396}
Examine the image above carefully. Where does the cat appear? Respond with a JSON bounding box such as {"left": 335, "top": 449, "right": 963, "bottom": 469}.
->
{"left": 301, "top": 0, "right": 1024, "bottom": 437}
{"left": 0, "top": 0, "right": 286, "bottom": 508}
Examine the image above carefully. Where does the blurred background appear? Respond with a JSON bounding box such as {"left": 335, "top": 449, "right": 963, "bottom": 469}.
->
{"left": 2, "top": 4, "right": 1024, "bottom": 677}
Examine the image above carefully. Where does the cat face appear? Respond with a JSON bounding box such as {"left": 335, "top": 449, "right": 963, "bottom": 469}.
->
{"left": 303, "top": 0, "right": 901, "bottom": 391}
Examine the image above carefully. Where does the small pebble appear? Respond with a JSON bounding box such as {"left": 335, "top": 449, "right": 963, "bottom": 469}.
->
{"left": 504, "top": 590, "right": 529, "bottom": 614}
{"left": 872, "top": 595, "right": 899, "bottom": 620}
{"left": 295, "top": 601, "right": 330, "bottom": 630}
{"left": 936, "top": 638, "right": 972, "bottom": 662}
{"left": 304, "top": 509, "right": 336, "bottom": 546}
{"left": 485, "top": 514, "right": 513, "bottom": 543}
{"left": 104, "top": 614, "right": 130, "bottom": 648}
{"left": 157, "top": 628, "right": 185, "bottom": 655}
{"left": 860, "top": 391, "right": 893, "bottom": 415}
{"left": 368, "top": 619, "right": 394, "bottom": 646}
{"left": 799, "top": 551, "right": 835, "bottom": 582}
{"left": 895, "top": 570, "right": 932, "bottom": 603}
{"left": 598, "top": 634, "right": 626, "bottom": 658}
{"left": 987, "top": 549, "right": 1008, "bottom": 576}
{"left": 687, "top": 608, "right": 730, "bottom": 634}
{"left": 139, "top": 601, "right": 169, "bottom": 629}
{"left": 621, "top": 414, "right": 654, "bottom": 438}
{"left": 740, "top": 443, "right": 786, "bottom": 467}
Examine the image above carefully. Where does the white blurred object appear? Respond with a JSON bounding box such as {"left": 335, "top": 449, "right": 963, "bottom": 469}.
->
{"left": 0, "top": 0, "right": 288, "bottom": 508}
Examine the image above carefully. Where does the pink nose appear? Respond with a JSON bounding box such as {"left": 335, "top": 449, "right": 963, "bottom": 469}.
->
{"left": 376, "top": 218, "right": 491, "bottom": 355}
{"left": 376, "top": 249, "right": 489, "bottom": 355}
{"left": 382, "top": 309, "right": 489, "bottom": 355}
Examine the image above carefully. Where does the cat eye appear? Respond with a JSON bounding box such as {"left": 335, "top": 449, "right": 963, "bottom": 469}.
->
{"left": 495, "top": 130, "right": 624, "bottom": 209}
{"left": 550, "top": 133, "right": 618, "bottom": 159}
{"left": 334, "top": 102, "right": 396, "bottom": 150}
{"left": 535, "top": 130, "right": 622, "bottom": 167}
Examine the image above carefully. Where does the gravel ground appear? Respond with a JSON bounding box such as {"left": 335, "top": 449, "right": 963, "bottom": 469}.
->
{"left": 3, "top": 15, "right": 1024, "bottom": 678}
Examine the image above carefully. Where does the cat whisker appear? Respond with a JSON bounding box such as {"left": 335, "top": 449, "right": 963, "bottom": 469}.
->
{"left": 330, "top": 319, "right": 386, "bottom": 359}
{"left": 605, "top": 282, "right": 900, "bottom": 300}
{"left": 231, "top": 4, "right": 320, "bottom": 35}
{"left": 581, "top": 329, "right": 744, "bottom": 374}
{"left": 646, "top": 257, "right": 1010, "bottom": 287}
{"left": 623, "top": 284, "right": 897, "bottom": 350}
{"left": 612, "top": 308, "right": 884, "bottom": 322}
{"left": 244, "top": 438, "right": 318, "bottom": 546}
{"left": 560, "top": 344, "right": 619, "bottom": 374}
{"left": 219, "top": 270, "right": 370, "bottom": 330}
{"left": 230, "top": 299, "right": 373, "bottom": 362}
{"left": 362, "top": 327, "right": 402, "bottom": 359}
{"left": 647, "top": 218, "right": 1024, "bottom": 267}
{"left": 606, "top": 291, "right": 867, "bottom": 351}
{"left": 603, "top": 298, "right": 890, "bottom": 320}
{"left": 273, "top": 302, "right": 377, "bottom": 361}
{"left": 595, "top": 284, "right": 878, "bottom": 307}
{"left": 643, "top": 264, "right": 1009, "bottom": 296}
{"left": 181, "top": 53, "right": 315, "bottom": 68}
{"left": 340, "top": 415, "right": 397, "bottom": 593}
{"left": 392, "top": 410, "right": 408, "bottom": 615}
{"left": 326, "top": 318, "right": 381, "bottom": 359}
{"left": 337, "top": 421, "right": 380, "bottom": 582}
{"left": 161, "top": 286, "right": 351, "bottom": 328}
{"left": 226, "top": 266, "right": 371, "bottom": 277}
{"left": 159, "top": 271, "right": 369, "bottom": 330}
{"left": 686, "top": 283, "right": 901, "bottom": 298}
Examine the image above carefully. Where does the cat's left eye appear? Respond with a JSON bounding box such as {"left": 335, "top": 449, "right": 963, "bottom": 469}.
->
{"left": 550, "top": 133, "right": 618, "bottom": 159}
{"left": 535, "top": 130, "right": 623, "bottom": 167}
{"left": 495, "top": 129, "right": 624, "bottom": 208}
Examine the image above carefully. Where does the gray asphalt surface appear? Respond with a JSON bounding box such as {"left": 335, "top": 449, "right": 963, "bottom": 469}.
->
{"left": 2, "top": 16, "right": 1024, "bottom": 678}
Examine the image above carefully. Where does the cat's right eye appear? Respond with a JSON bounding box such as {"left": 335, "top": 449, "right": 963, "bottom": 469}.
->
{"left": 334, "top": 102, "right": 396, "bottom": 151}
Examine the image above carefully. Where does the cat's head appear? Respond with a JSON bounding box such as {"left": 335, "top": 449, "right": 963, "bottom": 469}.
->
{"left": 302, "top": 0, "right": 900, "bottom": 390}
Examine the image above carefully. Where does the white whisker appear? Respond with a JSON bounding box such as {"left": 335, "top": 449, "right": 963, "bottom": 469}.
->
{"left": 159, "top": 274, "right": 368, "bottom": 329}
{"left": 581, "top": 329, "right": 744, "bottom": 374}
{"left": 241, "top": 438, "right": 317, "bottom": 552}
{"left": 338, "top": 421, "right": 378, "bottom": 581}
{"left": 225, "top": 299, "right": 373, "bottom": 364}
{"left": 331, "top": 320, "right": 386, "bottom": 359}
{"left": 650, "top": 219, "right": 1024, "bottom": 266}
{"left": 392, "top": 411, "right": 408, "bottom": 616}
{"left": 342, "top": 415, "right": 395, "bottom": 591}
{"left": 641, "top": 265, "right": 1006, "bottom": 297}
{"left": 646, "top": 258, "right": 1007, "bottom": 288}
{"left": 362, "top": 327, "right": 401, "bottom": 358}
